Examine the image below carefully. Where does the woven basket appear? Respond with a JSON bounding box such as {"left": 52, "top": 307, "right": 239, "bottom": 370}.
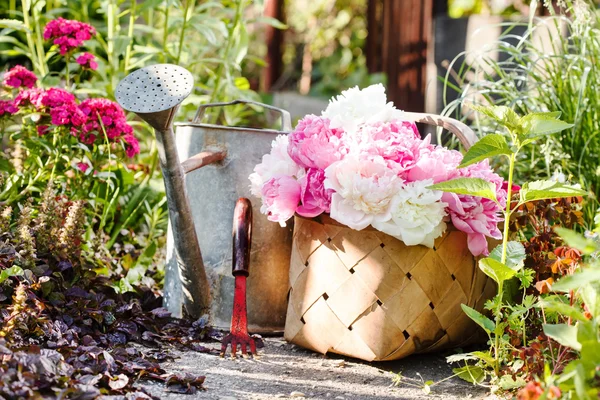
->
{"left": 283, "top": 214, "right": 496, "bottom": 362}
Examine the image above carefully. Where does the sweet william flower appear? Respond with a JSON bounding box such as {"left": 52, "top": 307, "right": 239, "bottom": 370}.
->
{"left": 261, "top": 175, "right": 301, "bottom": 226}
{"left": 76, "top": 52, "right": 98, "bottom": 70}
{"left": 249, "top": 135, "right": 303, "bottom": 198}
{"left": 3, "top": 65, "right": 37, "bottom": 89}
{"left": 322, "top": 83, "right": 405, "bottom": 135}
{"left": 44, "top": 18, "right": 95, "bottom": 55}
{"left": 0, "top": 100, "right": 17, "bottom": 117}
{"left": 372, "top": 180, "right": 447, "bottom": 247}
{"left": 297, "top": 168, "right": 333, "bottom": 218}
{"left": 325, "top": 155, "right": 401, "bottom": 230}
{"left": 288, "top": 115, "right": 346, "bottom": 169}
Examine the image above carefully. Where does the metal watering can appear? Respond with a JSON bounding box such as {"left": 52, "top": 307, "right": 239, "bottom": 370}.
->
{"left": 115, "top": 64, "right": 293, "bottom": 333}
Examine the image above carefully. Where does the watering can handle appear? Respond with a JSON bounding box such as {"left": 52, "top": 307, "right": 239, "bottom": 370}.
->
{"left": 193, "top": 99, "right": 293, "bottom": 131}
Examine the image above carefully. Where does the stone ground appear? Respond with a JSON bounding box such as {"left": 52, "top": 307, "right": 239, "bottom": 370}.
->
{"left": 139, "top": 337, "right": 495, "bottom": 400}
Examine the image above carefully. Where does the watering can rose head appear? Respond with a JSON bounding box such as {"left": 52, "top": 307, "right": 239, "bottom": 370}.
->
{"left": 249, "top": 85, "right": 507, "bottom": 257}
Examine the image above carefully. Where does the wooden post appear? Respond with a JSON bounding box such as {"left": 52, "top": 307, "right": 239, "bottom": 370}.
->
{"left": 261, "top": 0, "right": 284, "bottom": 92}
{"left": 366, "top": 0, "right": 434, "bottom": 112}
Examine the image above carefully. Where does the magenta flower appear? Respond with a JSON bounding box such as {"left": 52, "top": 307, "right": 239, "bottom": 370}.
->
{"left": 123, "top": 134, "right": 140, "bottom": 158}
{"left": 260, "top": 175, "right": 301, "bottom": 226}
{"left": 43, "top": 18, "right": 96, "bottom": 55}
{"left": 442, "top": 160, "right": 506, "bottom": 256}
{"left": 76, "top": 162, "right": 89, "bottom": 172}
{"left": 14, "top": 88, "right": 45, "bottom": 109}
{"left": 288, "top": 115, "right": 346, "bottom": 170}
{"left": 41, "top": 88, "right": 76, "bottom": 108}
{"left": 76, "top": 52, "right": 98, "bottom": 70}
{"left": 79, "top": 98, "right": 138, "bottom": 157}
{"left": 297, "top": 168, "right": 333, "bottom": 218}
{"left": 3, "top": 65, "right": 37, "bottom": 89}
{"left": 49, "top": 102, "right": 87, "bottom": 128}
{"left": 37, "top": 125, "right": 50, "bottom": 136}
{"left": 0, "top": 100, "right": 17, "bottom": 117}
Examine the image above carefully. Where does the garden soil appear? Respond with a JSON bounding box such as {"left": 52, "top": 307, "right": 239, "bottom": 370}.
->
{"left": 140, "top": 337, "right": 494, "bottom": 400}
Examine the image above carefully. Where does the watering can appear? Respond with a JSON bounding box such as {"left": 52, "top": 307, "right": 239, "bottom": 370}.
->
{"left": 115, "top": 64, "right": 293, "bottom": 333}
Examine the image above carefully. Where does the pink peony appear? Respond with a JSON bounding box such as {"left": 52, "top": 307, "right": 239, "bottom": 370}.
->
{"left": 442, "top": 160, "right": 506, "bottom": 256}
{"left": 76, "top": 52, "right": 98, "bottom": 70}
{"left": 297, "top": 168, "right": 333, "bottom": 218}
{"left": 261, "top": 176, "right": 301, "bottom": 226}
{"left": 249, "top": 135, "right": 303, "bottom": 198}
{"left": 288, "top": 115, "right": 346, "bottom": 170}
{"left": 43, "top": 18, "right": 95, "bottom": 55}
{"left": 407, "top": 146, "right": 463, "bottom": 183}
{"left": 325, "top": 155, "right": 401, "bottom": 230}
{"left": 356, "top": 121, "right": 431, "bottom": 174}
{"left": 0, "top": 100, "right": 17, "bottom": 117}
{"left": 3, "top": 65, "right": 37, "bottom": 88}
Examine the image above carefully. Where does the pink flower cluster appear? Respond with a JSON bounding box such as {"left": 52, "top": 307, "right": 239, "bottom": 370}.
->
{"left": 76, "top": 53, "right": 98, "bottom": 70}
{"left": 250, "top": 85, "right": 506, "bottom": 256}
{"left": 43, "top": 18, "right": 95, "bottom": 55}
{"left": 79, "top": 98, "right": 139, "bottom": 157}
{"left": 3, "top": 65, "right": 37, "bottom": 89}
{"left": 2, "top": 65, "right": 139, "bottom": 158}
{"left": 0, "top": 100, "right": 17, "bottom": 118}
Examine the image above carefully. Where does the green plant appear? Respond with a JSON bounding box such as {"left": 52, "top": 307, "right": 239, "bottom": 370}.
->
{"left": 441, "top": 0, "right": 600, "bottom": 226}
{"left": 430, "top": 105, "right": 586, "bottom": 388}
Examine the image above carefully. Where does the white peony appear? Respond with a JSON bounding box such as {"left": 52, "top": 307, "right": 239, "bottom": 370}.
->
{"left": 325, "top": 155, "right": 401, "bottom": 230}
{"left": 249, "top": 135, "right": 304, "bottom": 198}
{"left": 372, "top": 180, "right": 447, "bottom": 247}
{"left": 322, "top": 83, "right": 405, "bottom": 135}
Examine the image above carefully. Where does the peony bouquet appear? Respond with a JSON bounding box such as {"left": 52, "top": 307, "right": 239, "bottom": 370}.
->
{"left": 249, "top": 84, "right": 507, "bottom": 256}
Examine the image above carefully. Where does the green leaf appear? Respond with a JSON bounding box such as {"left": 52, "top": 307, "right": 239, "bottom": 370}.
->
{"left": 452, "top": 365, "right": 486, "bottom": 384}
{"left": 537, "top": 297, "right": 588, "bottom": 322}
{"left": 543, "top": 323, "right": 582, "bottom": 351}
{"left": 552, "top": 269, "right": 600, "bottom": 292}
{"left": 254, "top": 16, "right": 288, "bottom": 29}
{"left": 489, "top": 241, "right": 525, "bottom": 270}
{"left": 447, "top": 351, "right": 495, "bottom": 367}
{"left": 461, "top": 304, "right": 494, "bottom": 333}
{"left": 0, "top": 19, "right": 29, "bottom": 32}
{"left": 0, "top": 266, "right": 24, "bottom": 284}
{"left": 555, "top": 227, "right": 599, "bottom": 255}
{"left": 520, "top": 113, "right": 573, "bottom": 139}
{"left": 519, "top": 180, "right": 587, "bottom": 204}
{"left": 470, "top": 104, "right": 519, "bottom": 128}
{"left": 459, "top": 134, "right": 511, "bottom": 168}
{"left": 428, "top": 178, "right": 497, "bottom": 202}
{"left": 479, "top": 257, "right": 517, "bottom": 284}
{"left": 498, "top": 375, "right": 526, "bottom": 390}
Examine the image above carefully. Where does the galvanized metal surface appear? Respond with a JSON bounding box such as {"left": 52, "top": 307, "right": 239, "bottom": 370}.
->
{"left": 165, "top": 101, "right": 293, "bottom": 333}
{"left": 115, "top": 64, "right": 211, "bottom": 318}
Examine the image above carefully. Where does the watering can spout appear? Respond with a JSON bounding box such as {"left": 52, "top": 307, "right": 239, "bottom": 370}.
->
{"left": 115, "top": 64, "right": 212, "bottom": 318}
{"left": 136, "top": 107, "right": 179, "bottom": 133}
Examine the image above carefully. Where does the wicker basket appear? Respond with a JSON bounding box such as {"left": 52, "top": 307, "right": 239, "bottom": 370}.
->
{"left": 283, "top": 214, "right": 496, "bottom": 362}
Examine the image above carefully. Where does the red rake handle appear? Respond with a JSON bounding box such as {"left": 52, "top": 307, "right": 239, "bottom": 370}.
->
{"left": 232, "top": 198, "right": 252, "bottom": 276}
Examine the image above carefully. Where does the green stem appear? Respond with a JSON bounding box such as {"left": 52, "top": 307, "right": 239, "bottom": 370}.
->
{"left": 31, "top": 2, "right": 48, "bottom": 76}
{"left": 207, "top": 0, "right": 244, "bottom": 118}
{"left": 175, "top": 0, "right": 194, "bottom": 64}
{"left": 21, "top": 2, "right": 41, "bottom": 75}
{"left": 65, "top": 55, "right": 71, "bottom": 88}
{"left": 107, "top": 0, "right": 117, "bottom": 91}
{"left": 501, "top": 153, "right": 516, "bottom": 265}
{"left": 162, "top": 4, "right": 170, "bottom": 61}
{"left": 124, "top": 0, "right": 137, "bottom": 71}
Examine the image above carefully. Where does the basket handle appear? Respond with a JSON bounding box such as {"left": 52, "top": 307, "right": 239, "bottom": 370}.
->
{"left": 403, "top": 112, "right": 477, "bottom": 150}
{"left": 193, "top": 99, "right": 292, "bottom": 131}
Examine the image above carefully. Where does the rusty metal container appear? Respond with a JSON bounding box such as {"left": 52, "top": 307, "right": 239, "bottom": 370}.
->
{"left": 164, "top": 100, "right": 293, "bottom": 333}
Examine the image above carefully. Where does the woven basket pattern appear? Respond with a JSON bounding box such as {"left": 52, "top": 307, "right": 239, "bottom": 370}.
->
{"left": 283, "top": 216, "right": 496, "bottom": 361}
